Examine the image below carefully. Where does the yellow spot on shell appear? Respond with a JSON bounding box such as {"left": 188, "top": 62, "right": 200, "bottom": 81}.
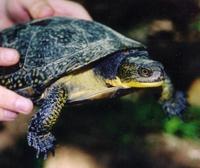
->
{"left": 18, "top": 83, "right": 23, "bottom": 87}
{"left": 34, "top": 79, "right": 39, "bottom": 83}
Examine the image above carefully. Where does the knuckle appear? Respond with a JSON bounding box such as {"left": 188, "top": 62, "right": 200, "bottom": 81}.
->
{"left": 29, "top": 2, "right": 44, "bottom": 15}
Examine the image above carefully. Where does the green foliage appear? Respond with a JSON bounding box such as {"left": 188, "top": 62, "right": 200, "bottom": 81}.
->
{"left": 191, "top": 19, "right": 200, "bottom": 31}
{"left": 117, "top": 95, "right": 200, "bottom": 141}
{"left": 164, "top": 117, "right": 200, "bottom": 139}
{"left": 58, "top": 93, "right": 200, "bottom": 148}
{"left": 35, "top": 159, "right": 44, "bottom": 168}
{"left": 126, "top": 95, "right": 200, "bottom": 140}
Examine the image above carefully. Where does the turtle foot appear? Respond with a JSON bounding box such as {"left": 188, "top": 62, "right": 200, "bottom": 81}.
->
{"left": 27, "top": 132, "right": 56, "bottom": 159}
{"left": 161, "top": 91, "right": 187, "bottom": 117}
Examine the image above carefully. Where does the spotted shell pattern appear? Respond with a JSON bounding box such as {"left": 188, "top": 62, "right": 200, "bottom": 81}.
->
{"left": 0, "top": 17, "right": 143, "bottom": 98}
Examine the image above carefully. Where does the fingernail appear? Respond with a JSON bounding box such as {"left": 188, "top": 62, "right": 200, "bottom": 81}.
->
{"left": 4, "top": 110, "right": 18, "bottom": 120}
{"left": 15, "top": 98, "right": 33, "bottom": 114}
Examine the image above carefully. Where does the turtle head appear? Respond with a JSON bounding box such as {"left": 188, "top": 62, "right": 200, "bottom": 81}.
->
{"left": 107, "top": 51, "right": 187, "bottom": 117}
{"left": 109, "top": 54, "right": 165, "bottom": 88}
{"left": 101, "top": 49, "right": 187, "bottom": 116}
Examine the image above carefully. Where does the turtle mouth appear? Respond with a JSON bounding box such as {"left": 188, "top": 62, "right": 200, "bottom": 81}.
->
{"left": 121, "top": 80, "right": 164, "bottom": 88}
{"left": 105, "top": 76, "right": 164, "bottom": 89}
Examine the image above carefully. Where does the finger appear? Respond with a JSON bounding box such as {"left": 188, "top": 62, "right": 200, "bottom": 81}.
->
{"left": 0, "top": 86, "right": 33, "bottom": 114}
{"left": 48, "top": 0, "right": 92, "bottom": 21}
{"left": 22, "top": 0, "right": 54, "bottom": 19}
{"left": 6, "top": 0, "right": 30, "bottom": 23}
{"left": 0, "top": 18, "right": 13, "bottom": 31}
{"left": 0, "top": 48, "right": 19, "bottom": 66}
{"left": 0, "top": 108, "right": 18, "bottom": 121}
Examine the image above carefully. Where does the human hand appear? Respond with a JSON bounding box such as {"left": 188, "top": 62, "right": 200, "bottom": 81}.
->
{"left": 0, "top": 48, "right": 33, "bottom": 121}
{"left": 0, "top": 0, "right": 92, "bottom": 30}
{"left": 0, "top": 0, "right": 91, "bottom": 121}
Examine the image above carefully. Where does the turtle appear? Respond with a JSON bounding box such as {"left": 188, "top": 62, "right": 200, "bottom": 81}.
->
{"left": 0, "top": 17, "right": 186, "bottom": 158}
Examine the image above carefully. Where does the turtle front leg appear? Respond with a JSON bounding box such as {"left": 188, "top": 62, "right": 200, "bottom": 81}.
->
{"left": 27, "top": 84, "right": 68, "bottom": 159}
{"left": 159, "top": 75, "right": 187, "bottom": 117}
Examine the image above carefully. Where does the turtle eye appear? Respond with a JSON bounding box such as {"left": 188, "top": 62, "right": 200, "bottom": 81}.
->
{"left": 138, "top": 67, "right": 152, "bottom": 77}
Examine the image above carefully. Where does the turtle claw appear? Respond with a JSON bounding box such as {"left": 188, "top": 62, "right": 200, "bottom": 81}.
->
{"left": 161, "top": 91, "right": 187, "bottom": 117}
{"left": 27, "top": 132, "right": 56, "bottom": 159}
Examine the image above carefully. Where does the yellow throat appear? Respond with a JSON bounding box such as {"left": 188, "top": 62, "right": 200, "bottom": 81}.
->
{"left": 106, "top": 76, "right": 164, "bottom": 88}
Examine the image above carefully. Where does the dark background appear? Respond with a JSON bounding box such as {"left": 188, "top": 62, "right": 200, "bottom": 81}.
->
{"left": 1, "top": 0, "right": 200, "bottom": 167}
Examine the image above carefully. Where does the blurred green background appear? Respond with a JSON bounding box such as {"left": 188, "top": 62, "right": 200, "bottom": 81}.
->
{"left": 1, "top": 0, "right": 200, "bottom": 168}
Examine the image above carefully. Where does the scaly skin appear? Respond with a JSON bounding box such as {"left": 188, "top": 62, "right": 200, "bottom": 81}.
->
{"left": 159, "top": 75, "right": 187, "bottom": 116}
{"left": 0, "top": 17, "right": 187, "bottom": 159}
{"left": 27, "top": 84, "right": 68, "bottom": 158}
